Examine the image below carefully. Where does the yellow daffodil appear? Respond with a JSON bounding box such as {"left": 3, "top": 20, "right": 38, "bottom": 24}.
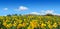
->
{"left": 40, "top": 23, "right": 46, "bottom": 28}
{"left": 3, "top": 22, "right": 7, "bottom": 26}
{"left": 17, "top": 24, "right": 22, "bottom": 29}
{"left": 22, "top": 22, "right": 26, "bottom": 27}
{"left": 48, "top": 24, "right": 53, "bottom": 29}
{"left": 53, "top": 22, "right": 58, "bottom": 28}
{"left": 13, "top": 23, "right": 17, "bottom": 26}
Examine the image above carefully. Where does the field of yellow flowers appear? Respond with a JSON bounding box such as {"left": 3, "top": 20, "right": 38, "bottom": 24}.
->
{"left": 0, "top": 14, "right": 60, "bottom": 29}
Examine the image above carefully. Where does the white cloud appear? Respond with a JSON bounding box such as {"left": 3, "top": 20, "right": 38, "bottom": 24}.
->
{"left": 40, "top": 10, "right": 55, "bottom": 14}
{"left": 53, "top": 13, "right": 60, "bottom": 16}
{"left": 40, "top": 10, "right": 60, "bottom": 15}
{"left": 45, "top": 10, "right": 54, "bottom": 14}
{"left": 30, "top": 12, "right": 40, "bottom": 15}
{"left": 25, "top": 10, "right": 60, "bottom": 15}
{"left": 3, "top": 8, "right": 8, "bottom": 10}
{"left": 29, "top": 10, "right": 55, "bottom": 15}
{"left": 18, "top": 6, "right": 28, "bottom": 10}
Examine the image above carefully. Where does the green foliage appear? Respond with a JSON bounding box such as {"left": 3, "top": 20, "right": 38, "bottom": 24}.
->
{"left": 0, "top": 14, "right": 60, "bottom": 29}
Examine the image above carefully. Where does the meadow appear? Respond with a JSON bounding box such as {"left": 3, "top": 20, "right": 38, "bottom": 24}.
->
{"left": 0, "top": 14, "right": 60, "bottom": 29}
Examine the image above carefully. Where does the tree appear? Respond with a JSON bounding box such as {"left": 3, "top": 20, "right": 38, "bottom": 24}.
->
{"left": 45, "top": 14, "right": 53, "bottom": 16}
{"left": 7, "top": 14, "right": 11, "bottom": 17}
{"left": 12, "top": 14, "right": 18, "bottom": 16}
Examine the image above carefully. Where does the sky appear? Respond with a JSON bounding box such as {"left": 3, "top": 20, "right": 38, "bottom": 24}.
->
{"left": 0, "top": 0, "right": 60, "bottom": 16}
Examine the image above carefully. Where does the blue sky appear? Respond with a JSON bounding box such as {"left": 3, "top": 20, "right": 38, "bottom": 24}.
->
{"left": 0, "top": 0, "right": 60, "bottom": 16}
